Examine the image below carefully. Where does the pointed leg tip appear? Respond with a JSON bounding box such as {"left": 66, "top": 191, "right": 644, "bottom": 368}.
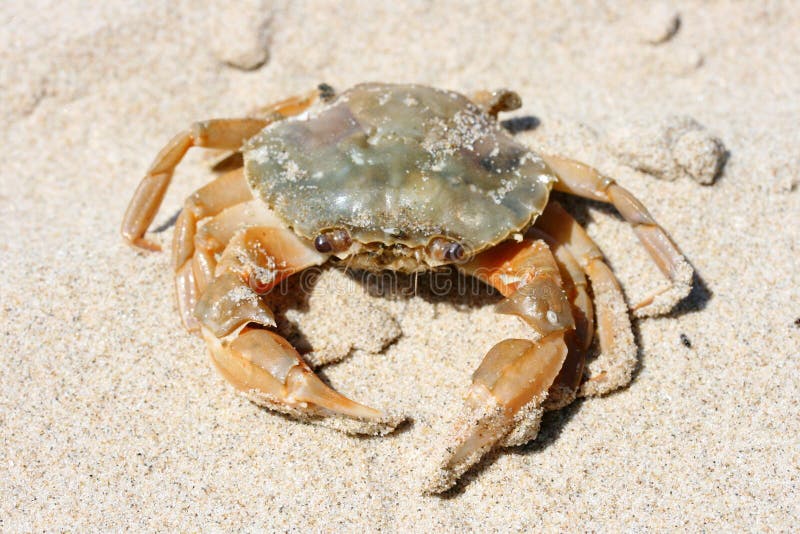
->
{"left": 421, "top": 403, "right": 512, "bottom": 494}
{"left": 421, "top": 469, "right": 459, "bottom": 495}
{"left": 126, "top": 236, "right": 162, "bottom": 252}
{"left": 324, "top": 411, "right": 407, "bottom": 436}
{"left": 632, "top": 283, "right": 691, "bottom": 318}
{"left": 633, "top": 261, "right": 694, "bottom": 318}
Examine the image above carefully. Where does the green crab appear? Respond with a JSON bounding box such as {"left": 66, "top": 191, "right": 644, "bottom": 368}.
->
{"left": 122, "top": 83, "right": 692, "bottom": 493}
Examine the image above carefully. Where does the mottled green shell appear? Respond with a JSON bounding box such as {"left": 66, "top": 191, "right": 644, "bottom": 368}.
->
{"left": 243, "top": 83, "right": 555, "bottom": 255}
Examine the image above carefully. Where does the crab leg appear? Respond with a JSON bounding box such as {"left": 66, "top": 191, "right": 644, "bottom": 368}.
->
{"left": 527, "top": 228, "right": 592, "bottom": 409}
{"left": 172, "top": 168, "right": 252, "bottom": 273}
{"left": 122, "top": 118, "right": 269, "bottom": 251}
{"left": 123, "top": 83, "right": 335, "bottom": 251}
{"left": 542, "top": 154, "right": 693, "bottom": 317}
{"left": 535, "top": 202, "right": 637, "bottom": 397}
{"left": 146, "top": 90, "right": 329, "bottom": 327}
{"left": 425, "top": 239, "right": 574, "bottom": 493}
{"left": 247, "top": 85, "right": 332, "bottom": 121}
{"left": 470, "top": 88, "right": 522, "bottom": 118}
{"left": 172, "top": 170, "right": 253, "bottom": 331}
{"left": 194, "top": 221, "right": 403, "bottom": 435}
{"left": 190, "top": 200, "right": 284, "bottom": 293}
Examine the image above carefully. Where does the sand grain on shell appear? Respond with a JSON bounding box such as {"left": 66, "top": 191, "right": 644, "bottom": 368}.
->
{"left": 2, "top": 1, "right": 799, "bottom": 531}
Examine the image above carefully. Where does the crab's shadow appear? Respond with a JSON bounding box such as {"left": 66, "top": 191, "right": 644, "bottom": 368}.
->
{"left": 346, "top": 266, "right": 504, "bottom": 309}
{"left": 501, "top": 115, "right": 540, "bottom": 134}
{"left": 263, "top": 265, "right": 503, "bottom": 356}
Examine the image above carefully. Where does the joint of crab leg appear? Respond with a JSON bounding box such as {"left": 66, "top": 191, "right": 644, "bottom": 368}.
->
{"left": 543, "top": 157, "right": 693, "bottom": 317}
{"left": 186, "top": 201, "right": 286, "bottom": 293}
{"left": 122, "top": 120, "right": 267, "bottom": 251}
{"left": 495, "top": 276, "right": 575, "bottom": 335}
{"left": 216, "top": 226, "right": 328, "bottom": 293}
{"left": 425, "top": 335, "right": 567, "bottom": 494}
{"left": 172, "top": 169, "right": 252, "bottom": 271}
{"left": 205, "top": 328, "right": 403, "bottom": 435}
{"left": 194, "top": 273, "right": 276, "bottom": 337}
{"left": 175, "top": 260, "right": 201, "bottom": 333}
{"left": 465, "top": 239, "right": 574, "bottom": 336}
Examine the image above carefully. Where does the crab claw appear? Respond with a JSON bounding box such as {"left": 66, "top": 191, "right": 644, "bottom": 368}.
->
{"left": 424, "top": 334, "right": 567, "bottom": 493}
{"left": 204, "top": 327, "right": 404, "bottom": 436}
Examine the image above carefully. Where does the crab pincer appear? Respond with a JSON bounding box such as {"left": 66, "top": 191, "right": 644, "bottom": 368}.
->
{"left": 190, "top": 205, "right": 404, "bottom": 435}
{"left": 203, "top": 327, "right": 402, "bottom": 435}
{"left": 424, "top": 239, "right": 575, "bottom": 492}
{"left": 425, "top": 336, "right": 568, "bottom": 493}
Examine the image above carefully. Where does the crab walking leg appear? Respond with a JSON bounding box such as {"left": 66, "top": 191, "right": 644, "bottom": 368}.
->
{"left": 122, "top": 118, "right": 268, "bottom": 251}
{"left": 172, "top": 168, "right": 252, "bottom": 273}
{"left": 542, "top": 154, "right": 693, "bottom": 317}
{"left": 424, "top": 240, "right": 574, "bottom": 493}
{"left": 527, "top": 228, "right": 592, "bottom": 409}
{"left": 470, "top": 88, "right": 522, "bottom": 117}
{"left": 248, "top": 85, "right": 331, "bottom": 121}
{"left": 194, "top": 225, "right": 403, "bottom": 435}
{"left": 172, "top": 170, "right": 253, "bottom": 331}
{"left": 535, "top": 202, "right": 637, "bottom": 397}
{"left": 528, "top": 228, "right": 593, "bottom": 351}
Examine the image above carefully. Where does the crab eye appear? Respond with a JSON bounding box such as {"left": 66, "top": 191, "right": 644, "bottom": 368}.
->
{"left": 444, "top": 242, "right": 465, "bottom": 261}
{"left": 314, "top": 234, "right": 333, "bottom": 252}
{"left": 314, "top": 228, "right": 352, "bottom": 253}
{"left": 428, "top": 237, "right": 465, "bottom": 262}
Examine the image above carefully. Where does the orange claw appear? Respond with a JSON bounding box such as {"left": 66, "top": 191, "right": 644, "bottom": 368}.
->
{"left": 205, "top": 328, "right": 403, "bottom": 436}
{"left": 425, "top": 334, "right": 568, "bottom": 494}
{"left": 426, "top": 240, "right": 576, "bottom": 493}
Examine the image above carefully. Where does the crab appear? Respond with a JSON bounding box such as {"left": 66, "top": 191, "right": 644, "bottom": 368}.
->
{"left": 122, "top": 83, "right": 693, "bottom": 493}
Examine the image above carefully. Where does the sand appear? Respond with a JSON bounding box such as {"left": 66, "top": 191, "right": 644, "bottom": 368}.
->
{"left": 2, "top": 1, "right": 799, "bottom": 530}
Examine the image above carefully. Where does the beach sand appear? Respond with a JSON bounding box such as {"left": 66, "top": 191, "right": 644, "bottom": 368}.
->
{"left": 2, "top": 1, "right": 798, "bottom": 530}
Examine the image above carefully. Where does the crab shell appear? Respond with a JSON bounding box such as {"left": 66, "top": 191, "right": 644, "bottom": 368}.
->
{"left": 242, "top": 83, "right": 556, "bottom": 271}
